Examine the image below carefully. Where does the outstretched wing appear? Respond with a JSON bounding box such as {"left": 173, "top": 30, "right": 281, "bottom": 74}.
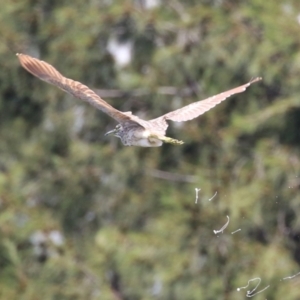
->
{"left": 150, "top": 77, "right": 261, "bottom": 131}
{"left": 17, "top": 53, "right": 135, "bottom": 125}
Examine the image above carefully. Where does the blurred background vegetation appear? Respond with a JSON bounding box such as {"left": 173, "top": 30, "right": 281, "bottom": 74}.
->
{"left": 0, "top": 0, "right": 300, "bottom": 299}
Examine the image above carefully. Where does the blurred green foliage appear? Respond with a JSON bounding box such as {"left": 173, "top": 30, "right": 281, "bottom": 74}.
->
{"left": 0, "top": 0, "right": 300, "bottom": 299}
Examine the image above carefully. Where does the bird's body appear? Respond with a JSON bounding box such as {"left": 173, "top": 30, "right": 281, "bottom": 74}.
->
{"left": 109, "top": 124, "right": 162, "bottom": 147}
{"left": 17, "top": 54, "right": 261, "bottom": 147}
{"left": 121, "top": 128, "right": 163, "bottom": 147}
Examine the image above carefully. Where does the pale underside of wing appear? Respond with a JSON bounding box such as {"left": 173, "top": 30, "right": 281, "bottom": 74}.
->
{"left": 150, "top": 77, "right": 262, "bottom": 131}
{"left": 17, "top": 54, "right": 145, "bottom": 127}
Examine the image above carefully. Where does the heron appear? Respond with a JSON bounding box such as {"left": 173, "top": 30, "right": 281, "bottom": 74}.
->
{"left": 17, "top": 53, "right": 261, "bottom": 147}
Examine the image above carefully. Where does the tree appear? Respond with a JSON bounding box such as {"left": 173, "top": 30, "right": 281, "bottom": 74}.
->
{"left": 0, "top": 0, "right": 299, "bottom": 299}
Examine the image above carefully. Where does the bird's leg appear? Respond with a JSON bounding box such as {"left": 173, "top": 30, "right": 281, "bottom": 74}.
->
{"left": 150, "top": 135, "right": 184, "bottom": 145}
{"left": 162, "top": 136, "right": 184, "bottom": 145}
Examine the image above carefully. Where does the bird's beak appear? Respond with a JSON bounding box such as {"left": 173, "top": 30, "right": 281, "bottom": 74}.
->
{"left": 105, "top": 129, "right": 116, "bottom": 136}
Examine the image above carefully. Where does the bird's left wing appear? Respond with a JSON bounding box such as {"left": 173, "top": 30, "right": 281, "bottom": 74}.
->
{"left": 154, "top": 77, "right": 262, "bottom": 124}
{"left": 17, "top": 53, "right": 136, "bottom": 125}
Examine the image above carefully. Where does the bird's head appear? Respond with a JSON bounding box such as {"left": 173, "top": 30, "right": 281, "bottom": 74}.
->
{"left": 105, "top": 124, "right": 123, "bottom": 139}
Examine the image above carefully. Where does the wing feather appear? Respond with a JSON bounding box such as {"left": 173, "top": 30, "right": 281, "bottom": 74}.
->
{"left": 17, "top": 53, "right": 133, "bottom": 124}
{"left": 156, "top": 77, "right": 262, "bottom": 124}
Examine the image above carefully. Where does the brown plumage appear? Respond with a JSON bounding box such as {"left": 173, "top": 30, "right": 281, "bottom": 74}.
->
{"left": 17, "top": 53, "right": 261, "bottom": 147}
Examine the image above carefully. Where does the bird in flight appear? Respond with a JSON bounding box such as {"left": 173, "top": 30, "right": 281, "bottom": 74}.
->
{"left": 17, "top": 54, "right": 261, "bottom": 147}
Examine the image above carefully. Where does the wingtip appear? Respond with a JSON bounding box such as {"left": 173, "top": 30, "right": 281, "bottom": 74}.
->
{"left": 16, "top": 53, "right": 25, "bottom": 62}
{"left": 250, "top": 77, "right": 262, "bottom": 84}
{"left": 16, "top": 53, "right": 26, "bottom": 65}
{"left": 16, "top": 53, "right": 23, "bottom": 64}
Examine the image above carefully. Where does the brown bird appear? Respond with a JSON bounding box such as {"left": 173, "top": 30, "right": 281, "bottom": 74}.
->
{"left": 17, "top": 53, "right": 261, "bottom": 147}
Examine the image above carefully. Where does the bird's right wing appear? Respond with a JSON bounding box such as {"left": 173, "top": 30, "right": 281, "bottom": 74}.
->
{"left": 158, "top": 77, "right": 262, "bottom": 123}
{"left": 17, "top": 54, "right": 135, "bottom": 125}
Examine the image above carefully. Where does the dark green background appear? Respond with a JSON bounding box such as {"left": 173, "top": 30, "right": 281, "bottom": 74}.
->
{"left": 0, "top": 0, "right": 299, "bottom": 299}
